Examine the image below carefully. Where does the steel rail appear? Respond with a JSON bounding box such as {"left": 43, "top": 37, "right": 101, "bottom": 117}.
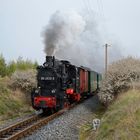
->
{"left": 0, "top": 107, "right": 69, "bottom": 140}
{"left": 6, "top": 109, "right": 65, "bottom": 140}
{"left": 0, "top": 96, "right": 90, "bottom": 140}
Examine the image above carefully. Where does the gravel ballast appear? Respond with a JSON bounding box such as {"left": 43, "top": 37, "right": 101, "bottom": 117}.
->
{"left": 23, "top": 95, "right": 100, "bottom": 140}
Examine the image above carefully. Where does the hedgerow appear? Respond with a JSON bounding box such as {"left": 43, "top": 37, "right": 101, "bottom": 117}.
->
{"left": 0, "top": 54, "right": 38, "bottom": 77}
{"left": 98, "top": 57, "right": 140, "bottom": 106}
{"left": 11, "top": 70, "right": 37, "bottom": 93}
{"left": 0, "top": 54, "right": 7, "bottom": 77}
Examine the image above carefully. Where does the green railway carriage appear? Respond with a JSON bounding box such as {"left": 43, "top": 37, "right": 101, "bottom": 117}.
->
{"left": 97, "top": 73, "right": 102, "bottom": 89}
{"left": 88, "top": 71, "right": 102, "bottom": 94}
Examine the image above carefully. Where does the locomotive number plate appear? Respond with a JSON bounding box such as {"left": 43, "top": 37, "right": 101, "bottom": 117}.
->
{"left": 41, "top": 77, "right": 55, "bottom": 80}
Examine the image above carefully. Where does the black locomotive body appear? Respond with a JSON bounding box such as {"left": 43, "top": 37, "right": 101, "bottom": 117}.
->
{"left": 31, "top": 56, "right": 101, "bottom": 113}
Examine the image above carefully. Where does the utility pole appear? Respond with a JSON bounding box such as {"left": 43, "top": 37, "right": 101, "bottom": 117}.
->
{"left": 104, "top": 43, "right": 111, "bottom": 75}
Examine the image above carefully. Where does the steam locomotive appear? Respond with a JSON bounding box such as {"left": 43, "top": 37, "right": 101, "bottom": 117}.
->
{"left": 31, "top": 56, "right": 102, "bottom": 113}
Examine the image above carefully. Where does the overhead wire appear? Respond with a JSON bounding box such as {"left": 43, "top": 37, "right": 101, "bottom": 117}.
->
{"left": 96, "top": 0, "right": 102, "bottom": 18}
{"left": 87, "top": 0, "right": 95, "bottom": 16}
{"left": 82, "top": 0, "right": 92, "bottom": 16}
{"left": 88, "top": 0, "right": 97, "bottom": 14}
{"left": 97, "top": 0, "right": 105, "bottom": 19}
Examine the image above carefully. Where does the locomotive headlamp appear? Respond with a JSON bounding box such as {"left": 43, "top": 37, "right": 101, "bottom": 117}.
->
{"left": 35, "top": 89, "right": 39, "bottom": 93}
{"left": 44, "top": 63, "right": 49, "bottom": 67}
{"left": 51, "top": 89, "right": 56, "bottom": 93}
{"left": 35, "top": 87, "right": 41, "bottom": 94}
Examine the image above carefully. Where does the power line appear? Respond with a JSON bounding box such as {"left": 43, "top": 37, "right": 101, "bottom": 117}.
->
{"left": 97, "top": 0, "right": 105, "bottom": 19}
{"left": 82, "top": 0, "right": 90, "bottom": 15}
{"left": 96, "top": 0, "right": 102, "bottom": 18}
{"left": 87, "top": 0, "right": 92, "bottom": 11}
{"left": 87, "top": 0, "right": 96, "bottom": 16}
{"left": 82, "top": 0, "right": 93, "bottom": 16}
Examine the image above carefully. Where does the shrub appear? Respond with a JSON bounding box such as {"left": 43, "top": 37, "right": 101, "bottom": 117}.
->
{"left": 0, "top": 55, "right": 38, "bottom": 77}
{"left": 98, "top": 57, "right": 140, "bottom": 106}
{"left": 0, "top": 54, "right": 7, "bottom": 77}
{"left": 16, "top": 57, "right": 38, "bottom": 70}
{"left": 11, "top": 70, "right": 37, "bottom": 93}
{"left": 6, "top": 61, "right": 17, "bottom": 76}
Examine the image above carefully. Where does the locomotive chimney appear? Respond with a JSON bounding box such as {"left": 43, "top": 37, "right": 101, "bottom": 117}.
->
{"left": 44, "top": 56, "right": 55, "bottom": 67}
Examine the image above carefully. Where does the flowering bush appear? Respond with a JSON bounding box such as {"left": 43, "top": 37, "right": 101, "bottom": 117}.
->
{"left": 11, "top": 70, "right": 37, "bottom": 93}
{"left": 98, "top": 57, "right": 140, "bottom": 105}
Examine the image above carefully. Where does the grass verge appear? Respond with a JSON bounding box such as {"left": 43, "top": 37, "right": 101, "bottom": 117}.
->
{"left": 0, "top": 77, "right": 33, "bottom": 124}
{"left": 82, "top": 90, "right": 140, "bottom": 140}
{"left": 79, "top": 105, "right": 106, "bottom": 140}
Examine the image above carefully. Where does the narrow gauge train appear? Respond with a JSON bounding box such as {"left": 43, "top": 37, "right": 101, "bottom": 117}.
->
{"left": 31, "top": 56, "right": 102, "bottom": 113}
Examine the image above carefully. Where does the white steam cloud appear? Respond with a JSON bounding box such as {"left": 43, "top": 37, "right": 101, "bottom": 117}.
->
{"left": 43, "top": 10, "right": 122, "bottom": 72}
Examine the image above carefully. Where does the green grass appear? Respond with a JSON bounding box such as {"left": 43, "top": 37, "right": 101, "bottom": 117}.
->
{"left": 79, "top": 105, "right": 106, "bottom": 140}
{"left": 80, "top": 123, "right": 93, "bottom": 140}
{"left": 0, "top": 77, "right": 33, "bottom": 124}
{"left": 85, "top": 90, "right": 140, "bottom": 140}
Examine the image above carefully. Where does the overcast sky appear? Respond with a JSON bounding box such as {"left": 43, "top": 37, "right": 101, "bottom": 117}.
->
{"left": 0, "top": 0, "right": 140, "bottom": 63}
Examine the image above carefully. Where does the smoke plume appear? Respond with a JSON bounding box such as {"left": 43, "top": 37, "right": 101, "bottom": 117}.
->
{"left": 43, "top": 10, "right": 122, "bottom": 72}
{"left": 43, "top": 11, "right": 85, "bottom": 56}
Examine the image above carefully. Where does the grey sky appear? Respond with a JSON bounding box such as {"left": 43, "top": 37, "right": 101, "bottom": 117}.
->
{"left": 0, "top": 0, "right": 140, "bottom": 63}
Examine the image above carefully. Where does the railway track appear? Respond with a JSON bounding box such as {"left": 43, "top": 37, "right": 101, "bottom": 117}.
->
{"left": 0, "top": 108, "right": 67, "bottom": 140}
{"left": 0, "top": 96, "right": 91, "bottom": 140}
